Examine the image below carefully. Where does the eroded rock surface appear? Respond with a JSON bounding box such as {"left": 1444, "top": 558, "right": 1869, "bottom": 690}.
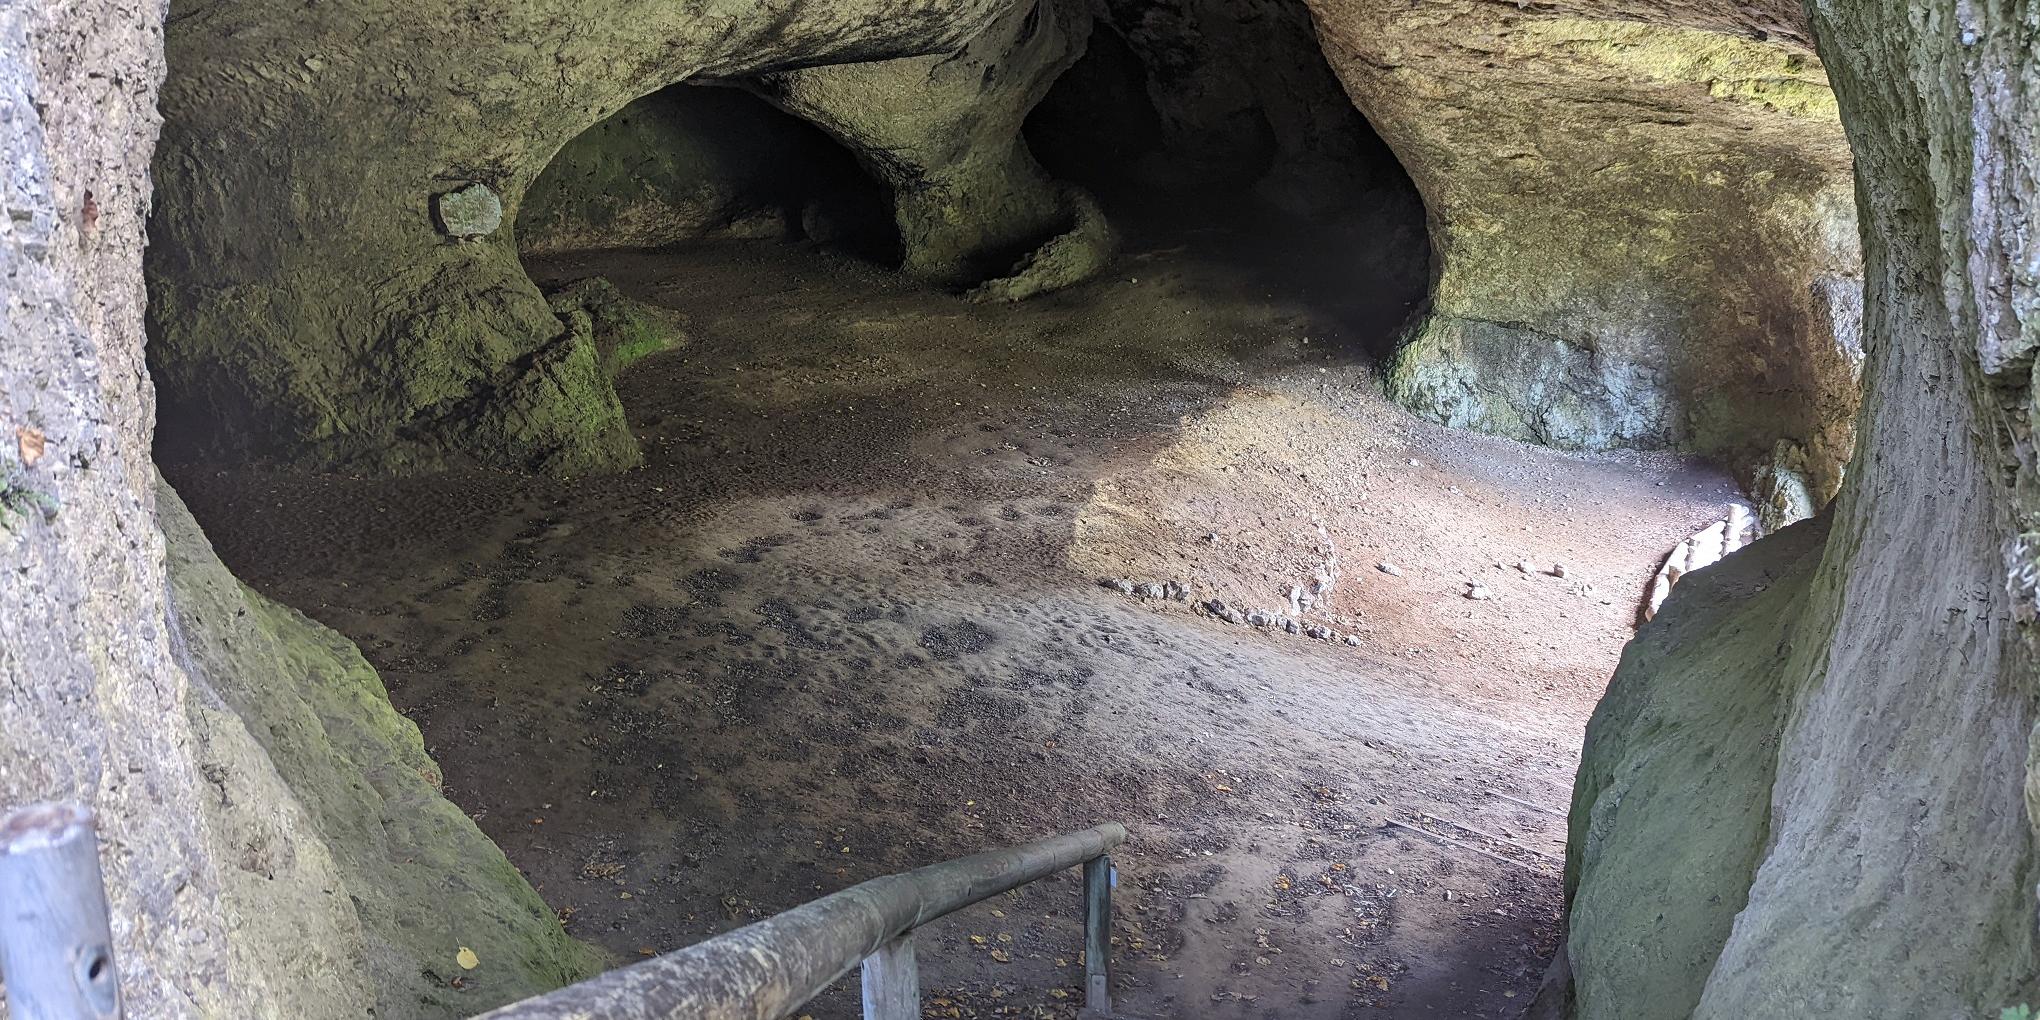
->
{"left": 1305, "top": 0, "right": 1863, "bottom": 494}
{"left": 754, "top": 0, "right": 1113, "bottom": 292}
{"left": 1548, "top": 0, "right": 2040, "bottom": 1015}
{"left": 517, "top": 85, "right": 891, "bottom": 257}
{"left": 1, "top": 3, "right": 598, "bottom": 1015}
{"left": 147, "top": 0, "right": 1017, "bottom": 475}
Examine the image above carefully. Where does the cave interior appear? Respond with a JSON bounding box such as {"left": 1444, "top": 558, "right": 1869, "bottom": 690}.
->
{"left": 5, "top": 0, "right": 2036, "bottom": 1018}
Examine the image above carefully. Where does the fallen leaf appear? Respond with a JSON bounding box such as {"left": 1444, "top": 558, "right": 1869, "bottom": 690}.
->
{"left": 16, "top": 427, "right": 43, "bottom": 467}
{"left": 456, "top": 947, "right": 479, "bottom": 970}
{"left": 990, "top": 949, "right": 1011, "bottom": 963}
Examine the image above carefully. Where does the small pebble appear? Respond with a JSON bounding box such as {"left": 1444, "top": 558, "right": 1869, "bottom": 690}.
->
{"left": 1377, "top": 562, "right": 1403, "bottom": 577}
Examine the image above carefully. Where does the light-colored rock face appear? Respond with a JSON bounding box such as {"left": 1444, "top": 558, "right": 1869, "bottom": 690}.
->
{"left": 1550, "top": 1, "right": 2040, "bottom": 1016}
{"left": 754, "top": 0, "right": 1111, "bottom": 290}
{"left": 2, "top": 3, "right": 600, "bottom": 1016}
{"left": 1303, "top": 0, "right": 1864, "bottom": 495}
{"left": 1, "top": 2, "right": 229, "bottom": 1013}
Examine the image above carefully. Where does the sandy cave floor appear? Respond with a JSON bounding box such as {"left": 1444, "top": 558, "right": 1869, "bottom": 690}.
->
{"left": 170, "top": 218, "right": 1744, "bottom": 1019}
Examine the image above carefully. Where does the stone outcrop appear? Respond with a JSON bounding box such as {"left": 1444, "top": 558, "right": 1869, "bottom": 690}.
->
{"left": 1546, "top": 0, "right": 2040, "bottom": 1015}
{"left": 1560, "top": 516, "right": 1823, "bottom": 1018}
{"left": 1, "top": 3, "right": 599, "bottom": 1015}
{"left": 752, "top": 0, "right": 1115, "bottom": 293}
{"left": 1304, "top": 0, "right": 1865, "bottom": 495}
{"left": 147, "top": 0, "right": 1019, "bottom": 475}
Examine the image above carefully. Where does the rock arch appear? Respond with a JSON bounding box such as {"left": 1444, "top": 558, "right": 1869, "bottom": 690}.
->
{"left": 145, "top": 0, "right": 1032, "bottom": 476}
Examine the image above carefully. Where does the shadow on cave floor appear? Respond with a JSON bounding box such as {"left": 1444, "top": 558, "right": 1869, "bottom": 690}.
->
{"left": 171, "top": 229, "right": 1743, "bottom": 1019}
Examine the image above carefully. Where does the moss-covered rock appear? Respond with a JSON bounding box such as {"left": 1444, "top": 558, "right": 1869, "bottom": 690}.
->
{"left": 147, "top": 0, "right": 1020, "bottom": 475}
{"left": 1556, "top": 516, "right": 1827, "bottom": 1020}
{"left": 964, "top": 187, "right": 1116, "bottom": 303}
{"left": 545, "top": 277, "right": 689, "bottom": 379}
{"left": 755, "top": 0, "right": 1111, "bottom": 292}
{"left": 163, "top": 483, "right": 608, "bottom": 1014}
{"left": 1545, "top": 1, "right": 2040, "bottom": 1014}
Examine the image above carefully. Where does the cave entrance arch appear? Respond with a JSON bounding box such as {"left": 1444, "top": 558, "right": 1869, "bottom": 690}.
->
{"left": 517, "top": 83, "right": 900, "bottom": 271}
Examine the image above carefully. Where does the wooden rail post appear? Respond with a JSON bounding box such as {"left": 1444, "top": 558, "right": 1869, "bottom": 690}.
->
{"left": 1083, "top": 855, "right": 1112, "bottom": 1015}
{"left": 0, "top": 803, "right": 122, "bottom": 1020}
{"left": 860, "top": 934, "right": 918, "bottom": 1020}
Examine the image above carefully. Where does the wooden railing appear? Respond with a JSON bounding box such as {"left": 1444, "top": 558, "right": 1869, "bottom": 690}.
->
{"left": 480, "top": 822, "right": 1128, "bottom": 1020}
{"left": 0, "top": 801, "right": 1125, "bottom": 1020}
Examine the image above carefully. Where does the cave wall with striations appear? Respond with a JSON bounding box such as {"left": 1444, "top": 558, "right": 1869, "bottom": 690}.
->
{"left": 1546, "top": 0, "right": 2040, "bottom": 1015}
{"left": 1303, "top": 0, "right": 1864, "bottom": 499}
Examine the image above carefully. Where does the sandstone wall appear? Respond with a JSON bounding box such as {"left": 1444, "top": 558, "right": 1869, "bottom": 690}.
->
{"left": 516, "top": 84, "right": 889, "bottom": 258}
{"left": 1, "top": 2, "right": 599, "bottom": 1015}
{"left": 145, "top": 0, "right": 1083, "bottom": 476}
{"left": 1549, "top": 0, "right": 2040, "bottom": 1014}
{"left": 1305, "top": 0, "right": 1864, "bottom": 495}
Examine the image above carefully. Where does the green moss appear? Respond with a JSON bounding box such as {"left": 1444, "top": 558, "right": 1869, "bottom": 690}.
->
{"left": 1514, "top": 18, "right": 1841, "bottom": 120}
{"left": 148, "top": 251, "right": 645, "bottom": 478}
{"left": 474, "top": 325, "right": 643, "bottom": 478}
{"left": 1564, "top": 517, "right": 1828, "bottom": 1019}
{"left": 161, "top": 486, "right": 607, "bottom": 1015}
{"left": 545, "top": 278, "right": 687, "bottom": 378}
{"left": 0, "top": 457, "right": 58, "bottom": 529}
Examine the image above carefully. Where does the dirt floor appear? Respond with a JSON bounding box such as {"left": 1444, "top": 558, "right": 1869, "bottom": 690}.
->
{"left": 170, "top": 205, "right": 1745, "bottom": 1019}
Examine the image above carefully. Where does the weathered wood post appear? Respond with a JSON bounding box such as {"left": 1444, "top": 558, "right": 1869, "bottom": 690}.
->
{"left": 860, "top": 934, "right": 918, "bottom": 1020}
{"left": 0, "top": 803, "right": 122, "bottom": 1019}
{"left": 1083, "top": 855, "right": 1112, "bottom": 1015}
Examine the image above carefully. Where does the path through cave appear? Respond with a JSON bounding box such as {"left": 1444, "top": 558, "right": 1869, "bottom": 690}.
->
{"left": 161, "top": 52, "right": 1751, "bottom": 1020}
{"left": 152, "top": 9, "right": 1764, "bottom": 1020}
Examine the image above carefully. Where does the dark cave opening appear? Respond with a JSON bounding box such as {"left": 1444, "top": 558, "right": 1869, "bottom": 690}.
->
{"left": 516, "top": 82, "right": 902, "bottom": 266}
{"left": 1022, "top": 20, "right": 1432, "bottom": 361}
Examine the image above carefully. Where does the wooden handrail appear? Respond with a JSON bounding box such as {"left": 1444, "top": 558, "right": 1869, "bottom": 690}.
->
{"left": 479, "top": 822, "right": 1128, "bottom": 1020}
